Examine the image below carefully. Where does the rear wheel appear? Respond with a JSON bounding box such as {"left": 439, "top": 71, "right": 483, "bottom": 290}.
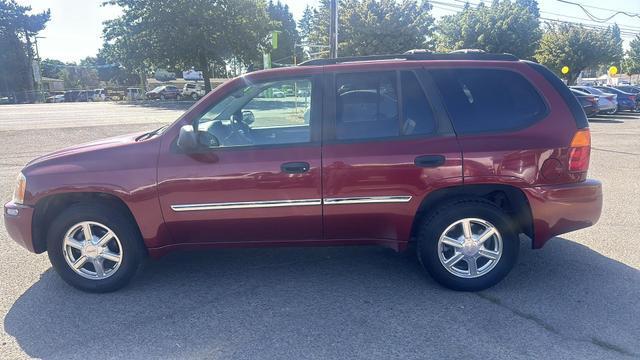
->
{"left": 416, "top": 199, "right": 519, "bottom": 291}
{"left": 47, "top": 203, "right": 145, "bottom": 292}
{"left": 191, "top": 93, "right": 198, "bottom": 100}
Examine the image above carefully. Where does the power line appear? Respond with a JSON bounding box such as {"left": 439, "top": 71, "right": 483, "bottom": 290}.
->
{"left": 431, "top": 0, "right": 640, "bottom": 37}
{"left": 555, "top": 0, "right": 640, "bottom": 21}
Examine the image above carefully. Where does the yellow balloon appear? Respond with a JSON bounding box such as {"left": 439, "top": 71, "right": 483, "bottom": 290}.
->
{"left": 609, "top": 66, "right": 618, "bottom": 75}
{"left": 561, "top": 66, "right": 570, "bottom": 74}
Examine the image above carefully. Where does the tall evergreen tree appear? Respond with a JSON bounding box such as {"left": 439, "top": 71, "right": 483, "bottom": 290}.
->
{"left": 623, "top": 35, "right": 640, "bottom": 76}
{"left": 267, "top": 1, "right": 300, "bottom": 65}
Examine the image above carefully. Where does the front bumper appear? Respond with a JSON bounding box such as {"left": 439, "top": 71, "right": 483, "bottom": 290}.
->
{"left": 522, "top": 179, "right": 602, "bottom": 249}
{"left": 3, "top": 201, "right": 37, "bottom": 253}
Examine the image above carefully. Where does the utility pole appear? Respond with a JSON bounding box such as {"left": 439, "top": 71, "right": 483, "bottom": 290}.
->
{"left": 329, "top": 0, "right": 338, "bottom": 59}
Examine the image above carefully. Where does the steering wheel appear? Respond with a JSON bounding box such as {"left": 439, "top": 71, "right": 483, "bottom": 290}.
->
{"left": 223, "top": 112, "right": 253, "bottom": 146}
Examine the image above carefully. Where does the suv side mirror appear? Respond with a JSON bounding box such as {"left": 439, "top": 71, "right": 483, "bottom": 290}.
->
{"left": 177, "top": 124, "right": 220, "bottom": 152}
{"left": 177, "top": 125, "right": 198, "bottom": 152}
{"left": 241, "top": 110, "right": 255, "bottom": 125}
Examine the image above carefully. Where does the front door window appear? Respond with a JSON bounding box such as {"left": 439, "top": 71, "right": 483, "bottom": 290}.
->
{"left": 196, "top": 78, "right": 313, "bottom": 148}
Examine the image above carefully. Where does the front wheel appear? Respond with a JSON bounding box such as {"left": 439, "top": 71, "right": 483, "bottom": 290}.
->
{"left": 416, "top": 199, "right": 519, "bottom": 291}
{"left": 47, "top": 203, "right": 145, "bottom": 292}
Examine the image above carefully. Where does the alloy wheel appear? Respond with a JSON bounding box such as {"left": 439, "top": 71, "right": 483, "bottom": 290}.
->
{"left": 437, "top": 218, "right": 503, "bottom": 279}
{"left": 62, "top": 221, "right": 123, "bottom": 280}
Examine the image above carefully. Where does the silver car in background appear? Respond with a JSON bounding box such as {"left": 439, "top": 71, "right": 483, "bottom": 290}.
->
{"left": 571, "top": 86, "right": 617, "bottom": 114}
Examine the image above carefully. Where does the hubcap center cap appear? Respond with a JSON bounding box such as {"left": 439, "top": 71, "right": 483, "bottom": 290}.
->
{"left": 83, "top": 244, "right": 101, "bottom": 258}
{"left": 461, "top": 239, "right": 479, "bottom": 257}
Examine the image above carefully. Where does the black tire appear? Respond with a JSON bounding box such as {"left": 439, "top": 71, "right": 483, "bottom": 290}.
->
{"left": 46, "top": 203, "right": 145, "bottom": 293}
{"left": 416, "top": 198, "right": 519, "bottom": 291}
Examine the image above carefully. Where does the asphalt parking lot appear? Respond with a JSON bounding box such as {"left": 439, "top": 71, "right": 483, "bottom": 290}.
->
{"left": 0, "top": 102, "right": 639, "bottom": 359}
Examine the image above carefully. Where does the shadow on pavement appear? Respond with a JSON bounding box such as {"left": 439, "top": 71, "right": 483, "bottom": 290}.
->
{"left": 588, "top": 117, "right": 624, "bottom": 124}
{"left": 113, "top": 100, "right": 195, "bottom": 111}
{"left": 5, "top": 239, "right": 640, "bottom": 359}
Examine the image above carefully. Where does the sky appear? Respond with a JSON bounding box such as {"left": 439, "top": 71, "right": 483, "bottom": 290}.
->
{"left": 15, "top": 0, "right": 640, "bottom": 63}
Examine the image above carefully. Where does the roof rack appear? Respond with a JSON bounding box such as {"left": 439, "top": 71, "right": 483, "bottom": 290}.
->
{"left": 298, "top": 50, "right": 518, "bottom": 66}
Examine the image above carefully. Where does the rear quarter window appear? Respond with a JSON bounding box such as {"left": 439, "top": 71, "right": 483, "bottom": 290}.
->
{"left": 430, "top": 68, "right": 548, "bottom": 134}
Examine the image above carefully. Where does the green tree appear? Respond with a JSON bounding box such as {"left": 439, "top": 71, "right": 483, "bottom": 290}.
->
{"left": 102, "top": 0, "right": 272, "bottom": 92}
{"left": 436, "top": 0, "right": 541, "bottom": 60}
{"left": 60, "top": 64, "right": 100, "bottom": 89}
{"left": 307, "top": 0, "right": 434, "bottom": 58}
{"left": 267, "top": 1, "right": 300, "bottom": 66}
{"left": 298, "top": 5, "right": 313, "bottom": 45}
{"left": 623, "top": 35, "right": 640, "bottom": 75}
{"left": 608, "top": 24, "right": 624, "bottom": 69}
{"left": 0, "top": 0, "right": 49, "bottom": 98}
{"left": 40, "top": 58, "right": 65, "bottom": 79}
{"left": 535, "top": 23, "right": 622, "bottom": 84}
{"left": 516, "top": 0, "right": 540, "bottom": 17}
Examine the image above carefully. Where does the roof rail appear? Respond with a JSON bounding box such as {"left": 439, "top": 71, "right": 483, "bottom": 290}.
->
{"left": 298, "top": 51, "right": 518, "bottom": 66}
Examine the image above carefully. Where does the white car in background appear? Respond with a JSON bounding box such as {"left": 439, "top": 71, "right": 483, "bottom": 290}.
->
{"left": 181, "top": 83, "right": 205, "bottom": 100}
{"left": 93, "top": 89, "right": 108, "bottom": 101}
{"left": 46, "top": 94, "right": 65, "bottom": 103}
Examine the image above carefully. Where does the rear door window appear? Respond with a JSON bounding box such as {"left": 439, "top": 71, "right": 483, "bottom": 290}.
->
{"left": 333, "top": 71, "right": 436, "bottom": 141}
{"left": 430, "top": 68, "right": 547, "bottom": 134}
{"left": 335, "top": 72, "right": 399, "bottom": 140}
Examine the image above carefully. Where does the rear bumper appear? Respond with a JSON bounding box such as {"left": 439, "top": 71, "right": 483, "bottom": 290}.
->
{"left": 522, "top": 179, "right": 602, "bottom": 249}
{"left": 3, "top": 202, "right": 37, "bottom": 253}
{"left": 597, "top": 101, "right": 616, "bottom": 111}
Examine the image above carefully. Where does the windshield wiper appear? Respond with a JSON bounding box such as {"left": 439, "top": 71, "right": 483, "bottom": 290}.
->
{"left": 137, "top": 125, "right": 168, "bottom": 141}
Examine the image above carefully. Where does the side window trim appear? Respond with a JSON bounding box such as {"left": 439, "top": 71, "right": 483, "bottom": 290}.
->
{"left": 403, "top": 69, "right": 455, "bottom": 136}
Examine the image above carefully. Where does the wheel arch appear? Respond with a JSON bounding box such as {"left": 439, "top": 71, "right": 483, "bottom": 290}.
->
{"left": 411, "top": 184, "right": 534, "bottom": 244}
{"left": 31, "top": 192, "right": 143, "bottom": 254}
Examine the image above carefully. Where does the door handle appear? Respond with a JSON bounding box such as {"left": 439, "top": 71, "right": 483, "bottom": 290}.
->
{"left": 414, "top": 155, "right": 445, "bottom": 168}
{"left": 281, "top": 161, "right": 310, "bottom": 174}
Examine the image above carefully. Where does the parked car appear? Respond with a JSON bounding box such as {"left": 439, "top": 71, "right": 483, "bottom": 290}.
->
{"left": 570, "top": 88, "right": 599, "bottom": 117}
{"left": 63, "top": 90, "right": 80, "bottom": 102}
{"left": 126, "top": 88, "right": 143, "bottom": 101}
{"left": 181, "top": 83, "right": 205, "bottom": 100}
{"left": 46, "top": 93, "right": 65, "bottom": 103}
{"left": 297, "top": 88, "right": 311, "bottom": 97}
{"left": 145, "top": 85, "right": 180, "bottom": 100}
{"left": 63, "top": 90, "right": 91, "bottom": 102}
{"left": 571, "top": 86, "right": 617, "bottom": 114}
{"left": 4, "top": 51, "right": 602, "bottom": 293}
{"left": 271, "top": 89, "right": 285, "bottom": 98}
{"left": 93, "top": 89, "right": 108, "bottom": 101}
{"left": 614, "top": 85, "right": 640, "bottom": 94}
{"left": 594, "top": 86, "right": 639, "bottom": 112}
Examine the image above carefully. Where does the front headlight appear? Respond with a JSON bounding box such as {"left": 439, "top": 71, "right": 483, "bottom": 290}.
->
{"left": 12, "top": 172, "right": 26, "bottom": 204}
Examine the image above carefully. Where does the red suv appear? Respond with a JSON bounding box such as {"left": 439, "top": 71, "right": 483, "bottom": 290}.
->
{"left": 4, "top": 52, "right": 602, "bottom": 292}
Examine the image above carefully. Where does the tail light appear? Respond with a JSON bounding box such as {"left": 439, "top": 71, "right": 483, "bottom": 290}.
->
{"left": 587, "top": 96, "right": 597, "bottom": 105}
{"left": 568, "top": 129, "right": 591, "bottom": 172}
{"left": 629, "top": 95, "right": 636, "bottom": 102}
